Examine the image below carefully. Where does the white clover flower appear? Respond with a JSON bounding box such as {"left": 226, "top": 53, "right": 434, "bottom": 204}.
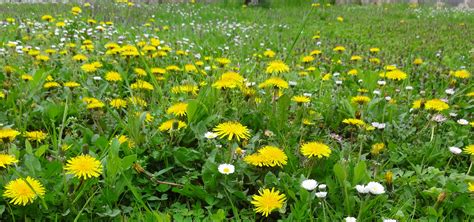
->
{"left": 218, "top": 163, "right": 235, "bottom": 175}
{"left": 335, "top": 80, "right": 343, "bottom": 85}
{"left": 345, "top": 217, "right": 357, "bottom": 222}
{"left": 366, "top": 182, "right": 385, "bottom": 195}
{"left": 318, "top": 184, "right": 327, "bottom": 190}
{"left": 315, "top": 192, "right": 327, "bottom": 198}
{"left": 371, "top": 122, "right": 386, "bottom": 129}
{"left": 383, "top": 219, "right": 397, "bottom": 222}
{"left": 449, "top": 146, "right": 462, "bottom": 155}
{"left": 431, "top": 114, "right": 447, "bottom": 123}
{"left": 445, "top": 88, "right": 455, "bottom": 95}
{"left": 377, "top": 80, "right": 386, "bottom": 86}
{"left": 385, "top": 96, "right": 392, "bottom": 101}
{"left": 204, "top": 132, "right": 218, "bottom": 139}
{"left": 449, "top": 112, "right": 458, "bottom": 117}
{"left": 405, "top": 86, "right": 413, "bottom": 90}
{"left": 355, "top": 185, "right": 369, "bottom": 194}
{"left": 93, "top": 76, "right": 102, "bottom": 81}
{"left": 457, "top": 119, "right": 469, "bottom": 125}
{"left": 303, "top": 93, "right": 312, "bottom": 97}
{"left": 373, "top": 90, "right": 381, "bottom": 95}
{"left": 301, "top": 179, "right": 318, "bottom": 191}
{"left": 289, "top": 81, "right": 297, "bottom": 86}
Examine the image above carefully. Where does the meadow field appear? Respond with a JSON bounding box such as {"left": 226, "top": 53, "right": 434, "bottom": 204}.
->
{"left": 0, "top": 1, "right": 473, "bottom": 221}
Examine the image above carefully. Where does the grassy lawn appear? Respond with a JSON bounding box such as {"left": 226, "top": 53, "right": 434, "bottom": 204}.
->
{"left": 0, "top": 1, "right": 473, "bottom": 221}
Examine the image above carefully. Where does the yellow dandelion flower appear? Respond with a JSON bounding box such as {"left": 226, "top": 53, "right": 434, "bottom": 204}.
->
{"left": 65, "top": 154, "right": 102, "bottom": 179}
{"left": 25, "top": 131, "right": 47, "bottom": 142}
{"left": 166, "top": 65, "right": 181, "bottom": 72}
{"left": 266, "top": 60, "right": 290, "bottom": 74}
{"left": 300, "top": 142, "right": 331, "bottom": 159}
{"left": 347, "top": 69, "right": 358, "bottom": 76}
{"left": 0, "top": 154, "right": 18, "bottom": 168}
{"left": 131, "top": 80, "right": 154, "bottom": 91}
{"left": 301, "top": 56, "right": 314, "bottom": 63}
{"left": 243, "top": 154, "right": 266, "bottom": 167}
{"left": 322, "top": 73, "right": 332, "bottom": 81}
{"left": 258, "top": 77, "right": 289, "bottom": 89}
{"left": 115, "top": 135, "right": 135, "bottom": 149}
{"left": 369, "top": 58, "right": 380, "bottom": 64}
{"left": 255, "top": 146, "right": 287, "bottom": 167}
{"left": 342, "top": 118, "right": 366, "bottom": 126}
{"left": 453, "top": 70, "right": 470, "bottom": 79}
{"left": 72, "top": 54, "right": 88, "bottom": 62}
{"left": 412, "top": 99, "right": 423, "bottom": 109}
{"left": 82, "top": 97, "right": 105, "bottom": 109}
{"left": 151, "top": 67, "right": 166, "bottom": 75}
{"left": 464, "top": 145, "right": 474, "bottom": 156}
{"left": 468, "top": 182, "right": 474, "bottom": 192}
{"left": 413, "top": 58, "right": 423, "bottom": 65}
{"left": 310, "top": 50, "right": 322, "bottom": 56}
{"left": 371, "top": 143, "right": 385, "bottom": 155}
{"left": 81, "top": 63, "right": 97, "bottom": 73}
{"left": 212, "top": 71, "right": 244, "bottom": 89}
{"left": 369, "top": 47, "right": 380, "bottom": 53}
{"left": 105, "top": 71, "right": 122, "bottom": 82}
{"left": 215, "top": 58, "right": 231, "bottom": 66}
{"left": 43, "top": 82, "right": 60, "bottom": 89}
{"left": 351, "top": 95, "right": 371, "bottom": 105}
{"left": 63, "top": 81, "right": 80, "bottom": 88}
{"left": 333, "top": 46, "right": 346, "bottom": 52}
{"left": 3, "top": 177, "right": 45, "bottom": 206}
{"left": 385, "top": 69, "right": 407, "bottom": 81}
{"left": 159, "top": 119, "right": 187, "bottom": 132}
{"left": 213, "top": 121, "right": 250, "bottom": 141}
{"left": 110, "top": 99, "right": 127, "bottom": 109}
{"left": 184, "top": 64, "right": 198, "bottom": 73}
{"left": 251, "top": 188, "right": 286, "bottom": 217}
{"left": 263, "top": 50, "right": 276, "bottom": 58}
{"left": 0, "top": 128, "right": 21, "bottom": 142}
{"left": 21, "top": 74, "right": 33, "bottom": 81}
{"left": 71, "top": 6, "right": 82, "bottom": 15}
{"left": 291, "top": 95, "right": 310, "bottom": 103}
{"left": 167, "top": 102, "right": 188, "bottom": 117}
{"left": 424, "top": 99, "right": 449, "bottom": 112}
{"left": 351, "top": 55, "right": 363, "bottom": 61}
{"left": 134, "top": 68, "right": 147, "bottom": 77}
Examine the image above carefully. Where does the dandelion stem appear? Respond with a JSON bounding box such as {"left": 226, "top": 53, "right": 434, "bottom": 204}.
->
{"left": 467, "top": 161, "right": 473, "bottom": 175}
{"left": 445, "top": 156, "right": 453, "bottom": 170}
{"left": 430, "top": 125, "right": 435, "bottom": 142}
{"left": 224, "top": 187, "right": 241, "bottom": 221}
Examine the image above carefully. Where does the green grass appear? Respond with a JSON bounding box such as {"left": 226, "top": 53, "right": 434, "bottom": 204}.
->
{"left": 0, "top": 1, "right": 473, "bottom": 221}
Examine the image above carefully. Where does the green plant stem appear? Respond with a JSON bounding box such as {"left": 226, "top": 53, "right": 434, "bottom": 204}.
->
{"left": 224, "top": 187, "right": 241, "bottom": 221}
{"left": 357, "top": 196, "right": 366, "bottom": 220}
{"left": 467, "top": 161, "right": 473, "bottom": 175}
{"left": 430, "top": 125, "right": 435, "bottom": 142}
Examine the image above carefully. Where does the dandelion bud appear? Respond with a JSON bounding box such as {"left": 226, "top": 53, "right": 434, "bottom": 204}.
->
{"left": 385, "top": 171, "right": 393, "bottom": 186}
{"left": 133, "top": 163, "right": 145, "bottom": 174}
{"left": 371, "top": 143, "right": 385, "bottom": 156}
{"left": 355, "top": 111, "right": 361, "bottom": 119}
{"left": 436, "top": 192, "right": 447, "bottom": 204}
{"left": 171, "top": 120, "right": 179, "bottom": 130}
{"left": 82, "top": 144, "right": 89, "bottom": 155}
{"left": 235, "top": 147, "right": 246, "bottom": 156}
